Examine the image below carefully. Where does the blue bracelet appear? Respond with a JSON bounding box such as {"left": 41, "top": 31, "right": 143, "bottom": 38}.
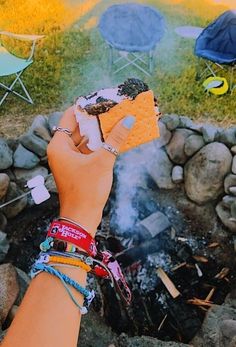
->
{"left": 31, "top": 263, "right": 95, "bottom": 314}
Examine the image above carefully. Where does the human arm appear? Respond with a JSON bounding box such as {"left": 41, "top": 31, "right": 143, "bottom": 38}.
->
{"left": 1, "top": 107, "right": 135, "bottom": 347}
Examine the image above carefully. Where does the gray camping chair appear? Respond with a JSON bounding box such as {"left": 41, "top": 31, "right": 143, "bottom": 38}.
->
{"left": 99, "top": 3, "right": 165, "bottom": 76}
{"left": 0, "top": 31, "right": 44, "bottom": 106}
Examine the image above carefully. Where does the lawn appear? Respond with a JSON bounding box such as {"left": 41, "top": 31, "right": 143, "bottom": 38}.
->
{"left": 0, "top": 0, "right": 235, "bottom": 138}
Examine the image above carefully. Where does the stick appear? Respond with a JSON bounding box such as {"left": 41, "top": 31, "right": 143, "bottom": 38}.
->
{"left": 157, "top": 314, "right": 167, "bottom": 332}
{"left": 205, "top": 288, "right": 215, "bottom": 301}
{"left": 156, "top": 268, "right": 181, "bottom": 299}
{"left": 171, "top": 262, "right": 186, "bottom": 272}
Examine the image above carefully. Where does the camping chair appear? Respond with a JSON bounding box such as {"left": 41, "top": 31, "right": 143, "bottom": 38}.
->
{"left": 0, "top": 31, "right": 44, "bottom": 106}
{"left": 195, "top": 10, "right": 236, "bottom": 93}
{"left": 99, "top": 4, "right": 165, "bottom": 76}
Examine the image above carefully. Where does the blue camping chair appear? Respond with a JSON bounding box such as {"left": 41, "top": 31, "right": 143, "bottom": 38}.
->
{"left": 195, "top": 10, "right": 236, "bottom": 92}
{"left": 0, "top": 31, "right": 44, "bottom": 106}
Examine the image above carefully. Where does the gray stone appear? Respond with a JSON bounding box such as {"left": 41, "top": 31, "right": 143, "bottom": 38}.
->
{"left": 160, "top": 114, "right": 179, "bottom": 131}
{"left": 146, "top": 148, "right": 175, "bottom": 189}
{"left": 14, "top": 165, "right": 48, "bottom": 184}
{"left": 2, "top": 182, "right": 28, "bottom": 218}
{"left": 6, "top": 138, "right": 19, "bottom": 152}
{"left": 0, "top": 212, "right": 7, "bottom": 231}
{"left": 0, "top": 173, "right": 10, "bottom": 200}
{"left": 166, "top": 129, "right": 194, "bottom": 164}
{"left": 15, "top": 267, "right": 30, "bottom": 306}
{"left": 224, "top": 174, "right": 236, "bottom": 194}
{"left": 29, "top": 115, "right": 51, "bottom": 142}
{"left": 20, "top": 131, "right": 48, "bottom": 157}
{"left": 201, "top": 124, "right": 220, "bottom": 143}
{"left": 231, "top": 146, "right": 236, "bottom": 155}
{"left": 48, "top": 111, "right": 63, "bottom": 133}
{"left": 216, "top": 202, "right": 236, "bottom": 233}
{"left": 0, "top": 231, "right": 9, "bottom": 262}
{"left": 184, "top": 134, "right": 205, "bottom": 156}
{"left": 0, "top": 138, "right": 13, "bottom": 170}
{"left": 45, "top": 174, "right": 58, "bottom": 193}
{"left": 219, "top": 127, "right": 236, "bottom": 147}
{"left": 0, "top": 263, "right": 19, "bottom": 324}
{"left": 185, "top": 143, "right": 232, "bottom": 204}
{"left": 231, "top": 201, "right": 236, "bottom": 219}
{"left": 230, "top": 187, "right": 236, "bottom": 195}
{"left": 13, "top": 144, "right": 40, "bottom": 169}
{"left": 178, "top": 115, "right": 202, "bottom": 132}
{"left": 232, "top": 156, "right": 236, "bottom": 174}
{"left": 222, "top": 195, "right": 236, "bottom": 209}
{"left": 172, "top": 165, "right": 184, "bottom": 183}
{"left": 1, "top": 169, "right": 15, "bottom": 181}
{"left": 153, "top": 121, "right": 171, "bottom": 148}
{"left": 118, "top": 333, "right": 189, "bottom": 347}
{"left": 138, "top": 211, "right": 171, "bottom": 237}
{"left": 220, "top": 320, "right": 236, "bottom": 347}
{"left": 225, "top": 287, "right": 236, "bottom": 309}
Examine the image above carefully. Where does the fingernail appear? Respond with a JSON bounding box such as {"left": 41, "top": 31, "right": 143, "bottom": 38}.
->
{"left": 122, "top": 115, "right": 135, "bottom": 129}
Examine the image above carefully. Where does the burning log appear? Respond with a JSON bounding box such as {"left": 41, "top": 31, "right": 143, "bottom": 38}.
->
{"left": 156, "top": 268, "right": 181, "bottom": 299}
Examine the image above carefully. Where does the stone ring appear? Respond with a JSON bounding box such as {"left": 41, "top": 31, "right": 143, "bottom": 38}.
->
{"left": 102, "top": 142, "right": 119, "bottom": 157}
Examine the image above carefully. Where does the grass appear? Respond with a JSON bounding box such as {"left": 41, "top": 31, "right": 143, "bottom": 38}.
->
{"left": 0, "top": 0, "right": 235, "bottom": 138}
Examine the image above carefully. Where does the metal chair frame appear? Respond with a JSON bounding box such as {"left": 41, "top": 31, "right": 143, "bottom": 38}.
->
{"left": 0, "top": 31, "right": 44, "bottom": 106}
{"left": 108, "top": 45, "right": 155, "bottom": 76}
{"left": 196, "top": 57, "right": 236, "bottom": 93}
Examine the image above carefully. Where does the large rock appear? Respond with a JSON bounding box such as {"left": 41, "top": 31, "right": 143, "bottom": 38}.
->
{"left": 166, "top": 129, "right": 194, "bottom": 164}
{"left": 0, "top": 173, "right": 10, "bottom": 200}
{"left": 146, "top": 148, "right": 175, "bottom": 189}
{"left": 0, "top": 212, "right": 7, "bottom": 231}
{"left": 219, "top": 127, "right": 236, "bottom": 147}
{"left": 216, "top": 201, "right": 236, "bottom": 233}
{"left": 220, "top": 319, "right": 236, "bottom": 347}
{"left": 160, "top": 114, "right": 179, "bottom": 131}
{"left": 184, "top": 134, "right": 205, "bottom": 157}
{"left": 20, "top": 131, "right": 48, "bottom": 157}
{"left": 14, "top": 165, "right": 48, "bottom": 185}
{"left": 201, "top": 124, "right": 220, "bottom": 143}
{"left": 15, "top": 267, "right": 31, "bottom": 306}
{"left": 0, "top": 231, "right": 10, "bottom": 262}
{"left": 29, "top": 115, "right": 51, "bottom": 142}
{"left": 0, "top": 138, "right": 13, "bottom": 170}
{"left": 0, "top": 264, "right": 19, "bottom": 324}
{"left": 178, "top": 115, "right": 202, "bottom": 132}
{"left": 232, "top": 156, "right": 236, "bottom": 174}
{"left": 153, "top": 121, "right": 171, "bottom": 148}
{"left": 2, "top": 182, "right": 28, "bottom": 218}
{"left": 13, "top": 144, "right": 40, "bottom": 169}
{"left": 48, "top": 111, "right": 63, "bottom": 133}
{"left": 184, "top": 143, "right": 232, "bottom": 204}
{"left": 222, "top": 195, "right": 236, "bottom": 209}
{"left": 117, "top": 333, "right": 189, "bottom": 347}
{"left": 192, "top": 305, "right": 236, "bottom": 347}
{"left": 224, "top": 174, "right": 236, "bottom": 194}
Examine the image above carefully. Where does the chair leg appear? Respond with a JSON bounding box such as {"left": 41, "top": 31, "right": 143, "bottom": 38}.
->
{"left": 0, "top": 71, "right": 33, "bottom": 106}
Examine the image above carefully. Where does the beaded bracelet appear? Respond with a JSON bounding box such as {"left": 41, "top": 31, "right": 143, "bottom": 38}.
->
{"left": 31, "top": 263, "right": 95, "bottom": 314}
{"left": 41, "top": 254, "right": 92, "bottom": 272}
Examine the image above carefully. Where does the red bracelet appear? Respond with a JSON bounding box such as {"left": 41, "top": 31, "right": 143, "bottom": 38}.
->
{"left": 46, "top": 220, "right": 97, "bottom": 257}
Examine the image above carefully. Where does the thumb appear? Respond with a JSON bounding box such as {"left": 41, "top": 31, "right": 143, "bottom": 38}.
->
{"left": 105, "top": 115, "right": 136, "bottom": 152}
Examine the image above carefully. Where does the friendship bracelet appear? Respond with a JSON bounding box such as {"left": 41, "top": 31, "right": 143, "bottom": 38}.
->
{"left": 31, "top": 263, "right": 94, "bottom": 302}
{"left": 45, "top": 220, "right": 97, "bottom": 257}
{"left": 49, "top": 255, "right": 91, "bottom": 272}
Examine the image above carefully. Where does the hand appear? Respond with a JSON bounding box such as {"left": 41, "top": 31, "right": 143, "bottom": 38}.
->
{"left": 47, "top": 107, "right": 135, "bottom": 237}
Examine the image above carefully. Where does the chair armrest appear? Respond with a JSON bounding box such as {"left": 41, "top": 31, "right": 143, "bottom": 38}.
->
{"left": 0, "top": 31, "right": 44, "bottom": 41}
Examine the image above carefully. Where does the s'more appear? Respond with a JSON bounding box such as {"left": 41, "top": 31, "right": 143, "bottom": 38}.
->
{"left": 74, "top": 78, "right": 161, "bottom": 153}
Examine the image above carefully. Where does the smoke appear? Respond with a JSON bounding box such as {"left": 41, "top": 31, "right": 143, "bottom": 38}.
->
{"left": 111, "top": 141, "right": 158, "bottom": 235}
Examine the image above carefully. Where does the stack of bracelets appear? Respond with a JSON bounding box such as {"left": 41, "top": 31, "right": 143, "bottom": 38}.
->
{"left": 30, "top": 217, "right": 132, "bottom": 315}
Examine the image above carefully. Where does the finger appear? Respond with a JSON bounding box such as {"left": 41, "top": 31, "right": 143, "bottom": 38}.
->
{"left": 58, "top": 106, "right": 82, "bottom": 145}
{"left": 77, "top": 137, "right": 93, "bottom": 154}
{"left": 95, "top": 115, "right": 136, "bottom": 164}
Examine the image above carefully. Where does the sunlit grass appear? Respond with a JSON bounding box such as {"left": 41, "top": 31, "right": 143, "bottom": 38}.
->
{"left": 0, "top": 0, "right": 235, "bottom": 137}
